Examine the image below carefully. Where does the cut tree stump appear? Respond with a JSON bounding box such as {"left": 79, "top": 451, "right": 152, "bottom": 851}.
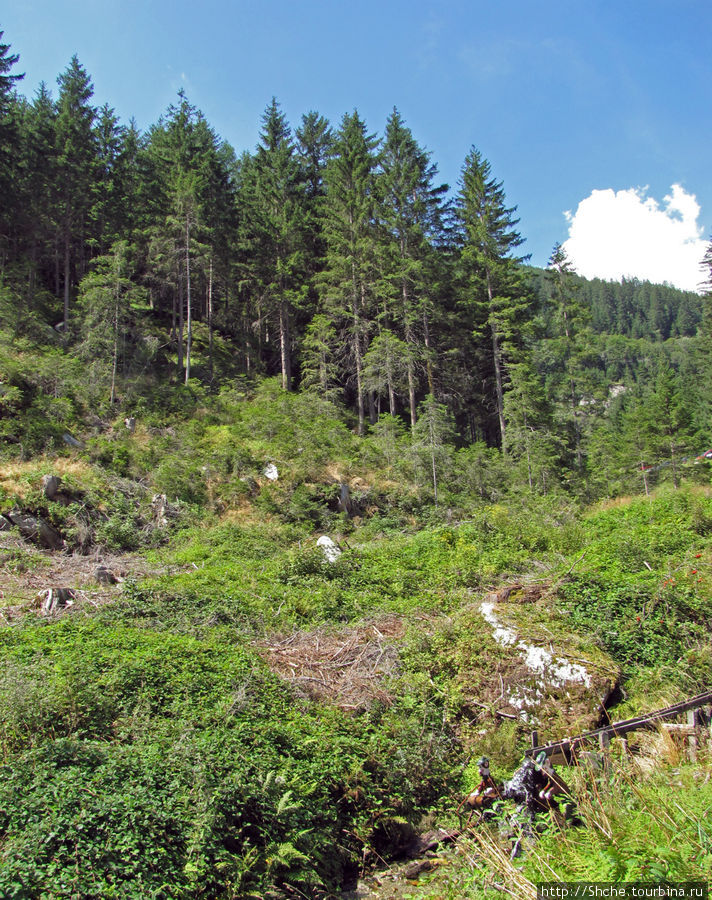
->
{"left": 39, "top": 587, "right": 75, "bottom": 614}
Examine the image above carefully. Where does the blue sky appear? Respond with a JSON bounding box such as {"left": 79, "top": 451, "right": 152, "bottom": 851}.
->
{"left": 3, "top": 0, "right": 710, "bottom": 288}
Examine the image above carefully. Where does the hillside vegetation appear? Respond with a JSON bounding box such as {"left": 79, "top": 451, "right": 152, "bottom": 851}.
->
{"left": 1, "top": 27, "right": 712, "bottom": 899}
{"left": 1, "top": 375, "right": 711, "bottom": 898}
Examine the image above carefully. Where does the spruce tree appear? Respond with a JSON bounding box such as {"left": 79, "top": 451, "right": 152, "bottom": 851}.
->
{"left": 77, "top": 240, "right": 145, "bottom": 405}
{"left": 0, "top": 32, "right": 24, "bottom": 264}
{"left": 14, "top": 83, "right": 56, "bottom": 317}
{"left": 378, "top": 108, "right": 448, "bottom": 426}
{"left": 543, "top": 242, "right": 593, "bottom": 469}
{"left": 296, "top": 111, "right": 332, "bottom": 355}
{"left": 146, "top": 92, "right": 229, "bottom": 382}
{"left": 55, "top": 56, "right": 97, "bottom": 334}
{"left": 248, "top": 98, "right": 308, "bottom": 391}
{"left": 88, "top": 104, "right": 126, "bottom": 256}
{"left": 320, "top": 111, "right": 380, "bottom": 434}
{"left": 456, "top": 147, "right": 528, "bottom": 453}
{"left": 695, "top": 237, "right": 712, "bottom": 438}
{"left": 411, "top": 394, "right": 455, "bottom": 504}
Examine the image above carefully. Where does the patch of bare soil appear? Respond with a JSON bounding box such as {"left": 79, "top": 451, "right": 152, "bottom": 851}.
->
{"left": 257, "top": 616, "right": 407, "bottom": 711}
{"left": 0, "top": 532, "right": 150, "bottom": 623}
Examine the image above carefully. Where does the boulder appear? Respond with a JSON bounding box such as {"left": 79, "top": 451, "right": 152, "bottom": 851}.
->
{"left": 476, "top": 591, "right": 620, "bottom": 734}
{"left": 8, "top": 510, "right": 64, "bottom": 550}
{"left": 263, "top": 463, "right": 279, "bottom": 481}
{"left": 62, "top": 432, "right": 85, "bottom": 449}
{"left": 41, "top": 474, "right": 62, "bottom": 500}
{"left": 317, "top": 535, "right": 342, "bottom": 563}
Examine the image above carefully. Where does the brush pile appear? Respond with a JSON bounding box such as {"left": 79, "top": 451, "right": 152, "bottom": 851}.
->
{"left": 258, "top": 616, "right": 406, "bottom": 711}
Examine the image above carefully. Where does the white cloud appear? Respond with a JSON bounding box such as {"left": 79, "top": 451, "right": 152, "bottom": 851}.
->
{"left": 562, "top": 184, "right": 708, "bottom": 292}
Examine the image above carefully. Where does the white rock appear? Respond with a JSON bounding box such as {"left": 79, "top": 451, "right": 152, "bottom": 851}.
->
{"left": 317, "top": 535, "right": 342, "bottom": 563}
{"left": 263, "top": 463, "right": 279, "bottom": 481}
{"left": 480, "top": 599, "right": 592, "bottom": 688}
{"left": 480, "top": 600, "right": 518, "bottom": 646}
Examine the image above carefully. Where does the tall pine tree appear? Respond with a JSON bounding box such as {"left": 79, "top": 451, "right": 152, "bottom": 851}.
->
{"left": 55, "top": 56, "right": 96, "bottom": 334}
{"left": 320, "top": 111, "right": 379, "bottom": 434}
{"left": 378, "top": 108, "right": 448, "bottom": 426}
{"left": 456, "top": 147, "right": 528, "bottom": 453}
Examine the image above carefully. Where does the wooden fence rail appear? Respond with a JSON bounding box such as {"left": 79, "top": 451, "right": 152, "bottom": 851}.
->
{"left": 526, "top": 689, "right": 712, "bottom": 764}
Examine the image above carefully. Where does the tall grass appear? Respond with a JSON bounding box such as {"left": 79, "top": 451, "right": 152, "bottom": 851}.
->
{"left": 456, "top": 738, "right": 712, "bottom": 897}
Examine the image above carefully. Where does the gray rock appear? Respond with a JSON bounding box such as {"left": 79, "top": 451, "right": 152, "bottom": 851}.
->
{"left": 95, "top": 565, "right": 118, "bottom": 585}
{"left": 8, "top": 510, "right": 64, "bottom": 550}
{"left": 42, "top": 474, "right": 62, "bottom": 500}
{"left": 62, "top": 432, "right": 85, "bottom": 449}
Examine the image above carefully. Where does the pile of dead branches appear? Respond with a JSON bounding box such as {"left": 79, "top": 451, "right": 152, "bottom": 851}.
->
{"left": 257, "top": 616, "right": 406, "bottom": 711}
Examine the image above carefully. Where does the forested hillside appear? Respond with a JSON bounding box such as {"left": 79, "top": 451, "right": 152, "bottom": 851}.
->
{"left": 1, "top": 33, "right": 710, "bottom": 489}
{"left": 2, "top": 31, "right": 712, "bottom": 899}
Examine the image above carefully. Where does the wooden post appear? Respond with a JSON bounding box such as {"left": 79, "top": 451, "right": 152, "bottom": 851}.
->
{"left": 531, "top": 731, "right": 539, "bottom": 749}
{"left": 599, "top": 731, "right": 611, "bottom": 772}
{"left": 687, "top": 710, "right": 698, "bottom": 763}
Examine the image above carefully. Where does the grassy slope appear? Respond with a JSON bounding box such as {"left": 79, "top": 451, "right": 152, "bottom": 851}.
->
{"left": 1, "top": 383, "right": 712, "bottom": 897}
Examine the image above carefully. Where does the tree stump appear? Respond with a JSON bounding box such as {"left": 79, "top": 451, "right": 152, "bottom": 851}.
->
{"left": 95, "top": 566, "right": 118, "bottom": 585}
{"left": 39, "top": 587, "right": 75, "bottom": 614}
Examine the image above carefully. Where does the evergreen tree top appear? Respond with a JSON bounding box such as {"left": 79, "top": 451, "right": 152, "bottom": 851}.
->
{"left": 0, "top": 31, "right": 24, "bottom": 99}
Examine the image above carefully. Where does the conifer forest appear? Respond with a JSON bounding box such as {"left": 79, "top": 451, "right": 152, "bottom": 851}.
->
{"left": 1, "top": 31, "right": 712, "bottom": 900}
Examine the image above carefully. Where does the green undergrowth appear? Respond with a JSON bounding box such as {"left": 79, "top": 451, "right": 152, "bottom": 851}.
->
{"left": 521, "top": 759, "right": 712, "bottom": 883}
{"left": 115, "top": 499, "right": 577, "bottom": 635}
{"left": 554, "top": 485, "right": 712, "bottom": 705}
{"left": 0, "top": 616, "right": 460, "bottom": 898}
{"left": 1, "top": 459, "right": 712, "bottom": 895}
{"left": 433, "top": 756, "right": 712, "bottom": 897}
{"left": 0, "top": 457, "right": 169, "bottom": 555}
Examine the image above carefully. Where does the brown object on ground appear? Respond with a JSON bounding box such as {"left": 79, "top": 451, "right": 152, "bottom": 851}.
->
{"left": 95, "top": 565, "right": 118, "bottom": 584}
{"left": 407, "top": 828, "right": 460, "bottom": 857}
{"left": 495, "top": 583, "right": 547, "bottom": 603}
{"left": 257, "top": 616, "right": 406, "bottom": 711}
{"left": 402, "top": 858, "right": 441, "bottom": 879}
